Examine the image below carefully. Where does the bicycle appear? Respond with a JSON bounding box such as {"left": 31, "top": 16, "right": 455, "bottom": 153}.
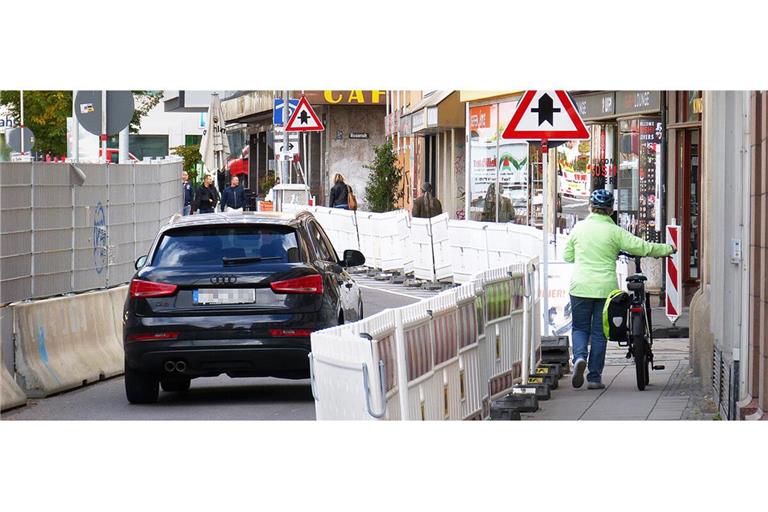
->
{"left": 618, "top": 252, "right": 666, "bottom": 390}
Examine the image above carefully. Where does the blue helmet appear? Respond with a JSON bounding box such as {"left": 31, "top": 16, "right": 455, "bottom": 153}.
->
{"left": 590, "top": 189, "right": 614, "bottom": 208}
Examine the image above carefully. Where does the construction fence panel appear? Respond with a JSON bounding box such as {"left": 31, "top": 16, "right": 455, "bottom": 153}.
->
{"left": 0, "top": 163, "right": 33, "bottom": 303}
{"left": 0, "top": 162, "right": 183, "bottom": 302}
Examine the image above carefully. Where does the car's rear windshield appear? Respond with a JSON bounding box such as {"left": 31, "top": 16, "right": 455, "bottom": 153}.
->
{"left": 151, "top": 225, "right": 301, "bottom": 266}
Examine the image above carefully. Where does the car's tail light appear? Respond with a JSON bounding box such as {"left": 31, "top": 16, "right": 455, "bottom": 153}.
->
{"left": 270, "top": 275, "right": 323, "bottom": 294}
{"left": 127, "top": 332, "right": 180, "bottom": 341}
{"left": 130, "top": 279, "right": 178, "bottom": 298}
{"left": 269, "top": 329, "right": 313, "bottom": 337}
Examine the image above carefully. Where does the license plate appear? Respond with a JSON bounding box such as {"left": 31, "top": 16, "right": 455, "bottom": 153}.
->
{"left": 193, "top": 288, "right": 256, "bottom": 305}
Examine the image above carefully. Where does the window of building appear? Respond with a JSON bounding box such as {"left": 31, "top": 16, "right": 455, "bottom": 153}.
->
{"left": 128, "top": 135, "right": 169, "bottom": 160}
{"left": 185, "top": 134, "right": 201, "bottom": 146}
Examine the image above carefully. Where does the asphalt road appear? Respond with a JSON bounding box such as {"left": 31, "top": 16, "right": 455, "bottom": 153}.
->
{"left": 1, "top": 286, "right": 419, "bottom": 421}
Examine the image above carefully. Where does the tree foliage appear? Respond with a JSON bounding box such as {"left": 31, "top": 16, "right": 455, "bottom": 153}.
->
{"left": 171, "top": 144, "right": 202, "bottom": 184}
{"left": 0, "top": 90, "right": 162, "bottom": 157}
{"left": 0, "top": 90, "right": 72, "bottom": 155}
{"left": 364, "top": 140, "right": 403, "bottom": 213}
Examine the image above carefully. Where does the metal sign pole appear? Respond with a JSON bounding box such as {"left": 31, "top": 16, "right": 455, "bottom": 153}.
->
{"left": 282, "top": 90, "right": 290, "bottom": 185}
{"left": 541, "top": 139, "right": 549, "bottom": 335}
{"left": 20, "top": 90, "right": 25, "bottom": 155}
{"left": 101, "top": 90, "right": 108, "bottom": 163}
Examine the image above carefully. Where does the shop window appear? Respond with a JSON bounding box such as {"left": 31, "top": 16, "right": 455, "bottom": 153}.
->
{"left": 676, "top": 91, "right": 702, "bottom": 123}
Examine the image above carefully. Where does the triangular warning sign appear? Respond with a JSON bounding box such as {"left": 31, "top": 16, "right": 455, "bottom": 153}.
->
{"left": 285, "top": 96, "right": 325, "bottom": 132}
{"left": 502, "top": 90, "right": 589, "bottom": 141}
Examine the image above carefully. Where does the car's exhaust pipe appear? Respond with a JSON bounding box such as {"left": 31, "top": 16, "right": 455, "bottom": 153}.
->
{"left": 175, "top": 361, "right": 187, "bottom": 373}
{"left": 164, "top": 361, "right": 177, "bottom": 372}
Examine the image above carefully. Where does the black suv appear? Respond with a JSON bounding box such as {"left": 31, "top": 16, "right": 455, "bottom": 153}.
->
{"left": 123, "top": 210, "right": 365, "bottom": 403}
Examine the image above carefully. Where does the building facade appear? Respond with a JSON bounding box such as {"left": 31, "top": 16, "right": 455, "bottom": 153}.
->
{"left": 689, "top": 90, "right": 767, "bottom": 421}
{"left": 220, "top": 90, "right": 386, "bottom": 209}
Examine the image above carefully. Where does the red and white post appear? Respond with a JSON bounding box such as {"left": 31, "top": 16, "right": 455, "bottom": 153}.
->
{"left": 665, "top": 224, "right": 681, "bottom": 325}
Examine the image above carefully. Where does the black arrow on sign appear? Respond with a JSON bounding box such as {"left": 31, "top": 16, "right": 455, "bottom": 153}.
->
{"left": 531, "top": 93, "right": 561, "bottom": 126}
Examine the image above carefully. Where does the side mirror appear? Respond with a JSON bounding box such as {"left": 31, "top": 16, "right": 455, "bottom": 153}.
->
{"left": 135, "top": 255, "right": 147, "bottom": 270}
{"left": 341, "top": 249, "right": 365, "bottom": 268}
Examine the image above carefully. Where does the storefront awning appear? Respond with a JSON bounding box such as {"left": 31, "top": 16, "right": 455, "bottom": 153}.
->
{"left": 405, "top": 91, "right": 463, "bottom": 135}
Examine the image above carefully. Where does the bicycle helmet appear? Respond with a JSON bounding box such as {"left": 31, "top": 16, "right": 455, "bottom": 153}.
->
{"left": 590, "top": 189, "right": 614, "bottom": 208}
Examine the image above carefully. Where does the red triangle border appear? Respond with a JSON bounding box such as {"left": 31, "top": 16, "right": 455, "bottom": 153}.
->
{"left": 285, "top": 96, "right": 325, "bottom": 132}
{"left": 502, "top": 90, "right": 589, "bottom": 141}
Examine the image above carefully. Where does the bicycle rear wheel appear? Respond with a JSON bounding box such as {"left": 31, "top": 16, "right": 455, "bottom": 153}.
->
{"left": 633, "top": 336, "right": 647, "bottom": 391}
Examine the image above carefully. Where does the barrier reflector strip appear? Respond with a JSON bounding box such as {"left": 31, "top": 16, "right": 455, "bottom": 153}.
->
{"left": 434, "top": 314, "right": 457, "bottom": 365}
{"left": 376, "top": 334, "right": 397, "bottom": 392}
{"left": 405, "top": 324, "right": 432, "bottom": 381}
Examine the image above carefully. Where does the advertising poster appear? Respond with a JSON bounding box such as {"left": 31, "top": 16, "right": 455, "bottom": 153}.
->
{"left": 638, "top": 118, "right": 662, "bottom": 242}
{"left": 469, "top": 104, "right": 497, "bottom": 219}
{"left": 557, "top": 140, "right": 591, "bottom": 198}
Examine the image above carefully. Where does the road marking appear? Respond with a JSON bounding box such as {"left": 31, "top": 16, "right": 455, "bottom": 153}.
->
{"left": 358, "top": 284, "right": 425, "bottom": 300}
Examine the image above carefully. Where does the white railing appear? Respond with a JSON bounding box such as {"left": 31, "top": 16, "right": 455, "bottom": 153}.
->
{"left": 310, "top": 259, "right": 541, "bottom": 420}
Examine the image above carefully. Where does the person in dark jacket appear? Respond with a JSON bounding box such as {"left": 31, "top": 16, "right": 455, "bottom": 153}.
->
{"left": 412, "top": 182, "right": 443, "bottom": 218}
{"left": 220, "top": 175, "right": 247, "bottom": 212}
{"left": 182, "top": 171, "right": 193, "bottom": 215}
{"left": 194, "top": 173, "right": 220, "bottom": 214}
{"left": 329, "top": 173, "right": 350, "bottom": 209}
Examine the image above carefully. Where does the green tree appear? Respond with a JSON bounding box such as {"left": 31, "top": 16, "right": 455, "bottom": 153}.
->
{"left": 130, "top": 91, "right": 163, "bottom": 133}
{"left": 171, "top": 144, "right": 202, "bottom": 183}
{"left": 0, "top": 90, "right": 162, "bottom": 157}
{"left": 364, "top": 140, "right": 403, "bottom": 213}
{"left": 0, "top": 91, "right": 72, "bottom": 155}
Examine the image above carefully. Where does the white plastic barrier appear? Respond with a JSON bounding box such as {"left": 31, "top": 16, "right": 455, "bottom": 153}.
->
{"left": 310, "top": 259, "right": 540, "bottom": 420}
{"left": 355, "top": 209, "right": 412, "bottom": 272}
{"left": 410, "top": 213, "right": 453, "bottom": 282}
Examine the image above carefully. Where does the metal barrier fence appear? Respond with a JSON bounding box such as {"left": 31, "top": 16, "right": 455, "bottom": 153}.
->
{"left": 0, "top": 161, "right": 183, "bottom": 304}
{"left": 310, "top": 258, "right": 541, "bottom": 420}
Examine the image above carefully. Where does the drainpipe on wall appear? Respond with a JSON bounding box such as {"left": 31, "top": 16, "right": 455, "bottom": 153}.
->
{"left": 659, "top": 92, "right": 668, "bottom": 306}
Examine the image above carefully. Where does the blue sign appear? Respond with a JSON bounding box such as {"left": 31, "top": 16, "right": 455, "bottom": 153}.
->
{"left": 273, "top": 99, "right": 299, "bottom": 125}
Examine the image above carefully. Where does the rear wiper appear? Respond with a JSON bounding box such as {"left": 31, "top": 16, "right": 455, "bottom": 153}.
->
{"left": 222, "top": 256, "right": 283, "bottom": 266}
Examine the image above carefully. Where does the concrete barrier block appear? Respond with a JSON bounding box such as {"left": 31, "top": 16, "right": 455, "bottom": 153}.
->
{"left": 1, "top": 365, "right": 27, "bottom": 411}
{"left": 107, "top": 286, "right": 128, "bottom": 342}
{"left": 13, "top": 287, "right": 124, "bottom": 397}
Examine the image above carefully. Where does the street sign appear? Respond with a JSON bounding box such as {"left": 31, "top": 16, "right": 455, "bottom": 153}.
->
{"left": 285, "top": 96, "right": 324, "bottom": 132}
{"left": 273, "top": 98, "right": 299, "bottom": 125}
{"left": 665, "top": 225, "right": 682, "bottom": 324}
{"left": 74, "top": 91, "right": 135, "bottom": 136}
{"left": 502, "top": 90, "right": 589, "bottom": 141}
{"left": 6, "top": 126, "right": 35, "bottom": 153}
{"left": 273, "top": 126, "right": 299, "bottom": 159}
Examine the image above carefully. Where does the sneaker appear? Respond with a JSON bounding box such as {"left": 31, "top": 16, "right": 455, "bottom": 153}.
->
{"left": 572, "top": 359, "right": 586, "bottom": 388}
{"left": 587, "top": 382, "right": 606, "bottom": 390}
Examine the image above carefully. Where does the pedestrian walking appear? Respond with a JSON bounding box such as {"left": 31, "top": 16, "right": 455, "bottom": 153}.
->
{"left": 193, "top": 173, "right": 220, "bottom": 214}
{"left": 564, "top": 189, "right": 675, "bottom": 389}
{"left": 220, "top": 175, "right": 246, "bottom": 212}
{"left": 330, "top": 173, "right": 351, "bottom": 209}
{"left": 182, "top": 171, "right": 193, "bottom": 216}
{"left": 412, "top": 182, "right": 443, "bottom": 218}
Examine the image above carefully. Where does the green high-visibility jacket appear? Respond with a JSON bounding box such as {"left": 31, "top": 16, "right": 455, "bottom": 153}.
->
{"left": 563, "top": 214, "right": 674, "bottom": 299}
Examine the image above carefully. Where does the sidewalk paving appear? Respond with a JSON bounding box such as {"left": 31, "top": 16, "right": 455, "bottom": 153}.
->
{"left": 522, "top": 338, "right": 712, "bottom": 420}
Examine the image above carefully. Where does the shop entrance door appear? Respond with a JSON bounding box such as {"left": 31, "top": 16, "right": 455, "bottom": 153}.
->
{"left": 678, "top": 128, "right": 701, "bottom": 305}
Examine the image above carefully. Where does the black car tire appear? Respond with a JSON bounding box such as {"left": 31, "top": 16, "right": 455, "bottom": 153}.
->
{"left": 161, "top": 378, "right": 191, "bottom": 393}
{"left": 125, "top": 365, "right": 159, "bottom": 404}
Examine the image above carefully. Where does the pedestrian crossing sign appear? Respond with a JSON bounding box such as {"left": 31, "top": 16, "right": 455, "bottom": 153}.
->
{"left": 502, "top": 90, "right": 589, "bottom": 141}
{"left": 285, "top": 96, "right": 324, "bottom": 132}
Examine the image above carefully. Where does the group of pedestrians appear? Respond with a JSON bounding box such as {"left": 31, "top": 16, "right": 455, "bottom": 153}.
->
{"left": 181, "top": 171, "right": 247, "bottom": 215}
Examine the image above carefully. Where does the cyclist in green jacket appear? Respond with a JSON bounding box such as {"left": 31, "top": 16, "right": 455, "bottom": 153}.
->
{"left": 564, "top": 189, "right": 674, "bottom": 389}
